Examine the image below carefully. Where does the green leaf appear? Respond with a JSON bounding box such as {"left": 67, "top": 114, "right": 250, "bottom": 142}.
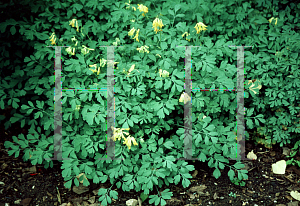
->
{"left": 174, "top": 4, "right": 181, "bottom": 13}
{"left": 24, "top": 57, "right": 31, "bottom": 62}
{"left": 20, "top": 119, "right": 25, "bottom": 128}
{"left": 182, "top": 178, "right": 190, "bottom": 188}
{"left": 36, "top": 100, "right": 44, "bottom": 109}
{"left": 233, "top": 162, "right": 244, "bottom": 169}
{"left": 168, "top": 9, "right": 174, "bottom": 16}
{"left": 10, "top": 26, "right": 16, "bottom": 35}
{"left": 174, "top": 174, "right": 180, "bottom": 184}
{"left": 26, "top": 108, "right": 33, "bottom": 114}
{"left": 157, "top": 108, "right": 165, "bottom": 118}
{"left": 161, "top": 189, "right": 172, "bottom": 200}
{"left": 28, "top": 101, "right": 34, "bottom": 107}
{"left": 228, "top": 169, "right": 235, "bottom": 180}
{"left": 247, "top": 107, "right": 254, "bottom": 116}
{"left": 74, "top": 178, "right": 79, "bottom": 186}
{"left": 133, "top": 55, "right": 141, "bottom": 60}
{"left": 176, "top": 14, "right": 185, "bottom": 18}
{"left": 64, "top": 179, "right": 72, "bottom": 189}
{"left": 213, "top": 168, "right": 221, "bottom": 179}
{"left": 109, "top": 190, "right": 118, "bottom": 200}
{"left": 21, "top": 105, "right": 30, "bottom": 110}
{"left": 12, "top": 100, "right": 18, "bottom": 109}
{"left": 10, "top": 116, "right": 20, "bottom": 123}
{"left": 73, "top": 165, "right": 80, "bottom": 175}
{"left": 164, "top": 61, "right": 170, "bottom": 70}
{"left": 62, "top": 168, "right": 71, "bottom": 178}
{"left": 27, "top": 61, "right": 35, "bottom": 67}
{"left": 128, "top": 119, "right": 133, "bottom": 127}
{"left": 246, "top": 119, "right": 253, "bottom": 129}
{"left": 34, "top": 112, "right": 41, "bottom": 119}
{"left": 204, "top": 124, "right": 215, "bottom": 132}
{"left": 86, "top": 111, "right": 96, "bottom": 125}
{"left": 161, "top": 42, "right": 167, "bottom": 50}
{"left": 155, "top": 80, "right": 163, "bottom": 89}
{"left": 148, "top": 54, "right": 156, "bottom": 62}
{"left": 140, "top": 192, "right": 148, "bottom": 202}
{"left": 122, "top": 121, "right": 129, "bottom": 129}
{"left": 163, "top": 80, "right": 171, "bottom": 93}
{"left": 163, "top": 140, "right": 174, "bottom": 149}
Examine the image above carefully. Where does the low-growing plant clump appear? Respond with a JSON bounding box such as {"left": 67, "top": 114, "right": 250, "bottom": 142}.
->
{"left": 0, "top": 0, "right": 299, "bottom": 205}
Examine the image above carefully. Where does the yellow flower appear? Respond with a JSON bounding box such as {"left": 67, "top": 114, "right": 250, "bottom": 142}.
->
{"left": 268, "top": 17, "right": 278, "bottom": 25}
{"left": 128, "top": 27, "right": 136, "bottom": 37}
{"left": 111, "top": 127, "right": 130, "bottom": 141}
{"left": 126, "top": 64, "right": 140, "bottom": 77}
{"left": 137, "top": 4, "right": 148, "bottom": 16}
{"left": 125, "top": 0, "right": 136, "bottom": 11}
{"left": 133, "top": 29, "right": 140, "bottom": 42}
{"left": 112, "top": 38, "right": 120, "bottom": 46}
{"left": 137, "top": 45, "right": 149, "bottom": 53}
{"left": 89, "top": 68, "right": 97, "bottom": 73}
{"left": 128, "top": 64, "right": 135, "bottom": 73}
{"left": 49, "top": 32, "right": 56, "bottom": 45}
{"left": 69, "top": 19, "right": 79, "bottom": 32}
{"left": 107, "top": 60, "right": 119, "bottom": 68}
{"left": 89, "top": 64, "right": 100, "bottom": 75}
{"left": 194, "top": 22, "right": 208, "bottom": 34}
{"left": 128, "top": 27, "right": 140, "bottom": 42}
{"left": 179, "top": 92, "right": 191, "bottom": 104}
{"left": 110, "top": 127, "right": 138, "bottom": 150}
{"left": 182, "top": 32, "right": 191, "bottom": 41}
{"left": 99, "top": 58, "right": 107, "bottom": 67}
{"left": 152, "top": 18, "right": 164, "bottom": 34}
{"left": 159, "top": 69, "right": 169, "bottom": 78}
{"left": 81, "top": 45, "right": 94, "bottom": 55}
{"left": 156, "top": 54, "right": 161, "bottom": 58}
{"left": 66, "top": 47, "right": 75, "bottom": 55}
{"left": 123, "top": 136, "right": 138, "bottom": 150}
{"left": 71, "top": 36, "right": 78, "bottom": 46}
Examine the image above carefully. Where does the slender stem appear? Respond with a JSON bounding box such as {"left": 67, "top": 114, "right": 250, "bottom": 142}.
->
{"left": 159, "top": 30, "right": 161, "bottom": 45}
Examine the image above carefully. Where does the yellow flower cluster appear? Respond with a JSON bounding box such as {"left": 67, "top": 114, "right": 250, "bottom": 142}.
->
{"left": 182, "top": 32, "right": 191, "bottom": 41}
{"left": 49, "top": 32, "right": 56, "bottom": 45}
{"left": 111, "top": 126, "right": 138, "bottom": 150}
{"left": 81, "top": 45, "right": 94, "bottom": 55}
{"left": 69, "top": 19, "right": 80, "bottom": 32}
{"left": 89, "top": 64, "right": 100, "bottom": 75}
{"left": 127, "top": 64, "right": 140, "bottom": 77}
{"left": 137, "top": 4, "right": 148, "bottom": 16}
{"left": 112, "top": 38, "right": 120, "bottom": 46}
{"left": 125, "top": 0, "right": 136, "bottom": 11}
{"left": 268, "top": 17, "right": 278, "bottom": 25}
{"left": 75, "top": 105, "right": 81, "bottom": 111}
{"left": 159, "top": 69, "right": 169, "bottom": 78}
{"left": 179, "top": 92, "right": 191, "bottom": 104}
{"left": 194, "top": 22, "right": 208, "bottom": 34}
{"left": 137, "top": 45, "right": 149, "bottom": 53}
{"left": 128, "top": 27, "right": 140, "bottom": 42}
{"left": 125, "top": 1, "right": 148, "bottom": 17}
{"left": 88, "top": 59, "right": 119, "bottom": 75}
{"left": 152, "top": 18, "right": 164, "bottom": 34}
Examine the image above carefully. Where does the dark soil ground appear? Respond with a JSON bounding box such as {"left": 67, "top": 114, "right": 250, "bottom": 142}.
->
{"left": 1, "top": 105, "right": 300, "bottom": 206}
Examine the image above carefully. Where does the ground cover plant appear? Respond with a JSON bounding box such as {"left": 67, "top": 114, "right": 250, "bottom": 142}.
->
{"left": 0, "top": 0, "right": 300, "bottom": 205}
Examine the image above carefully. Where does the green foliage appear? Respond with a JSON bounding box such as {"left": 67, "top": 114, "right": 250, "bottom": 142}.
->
{"left": 1, "top": 0, "right": 300, "bottom": 205}
{"left": 286, "top": 140, "right": 300, "bottom": 168}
